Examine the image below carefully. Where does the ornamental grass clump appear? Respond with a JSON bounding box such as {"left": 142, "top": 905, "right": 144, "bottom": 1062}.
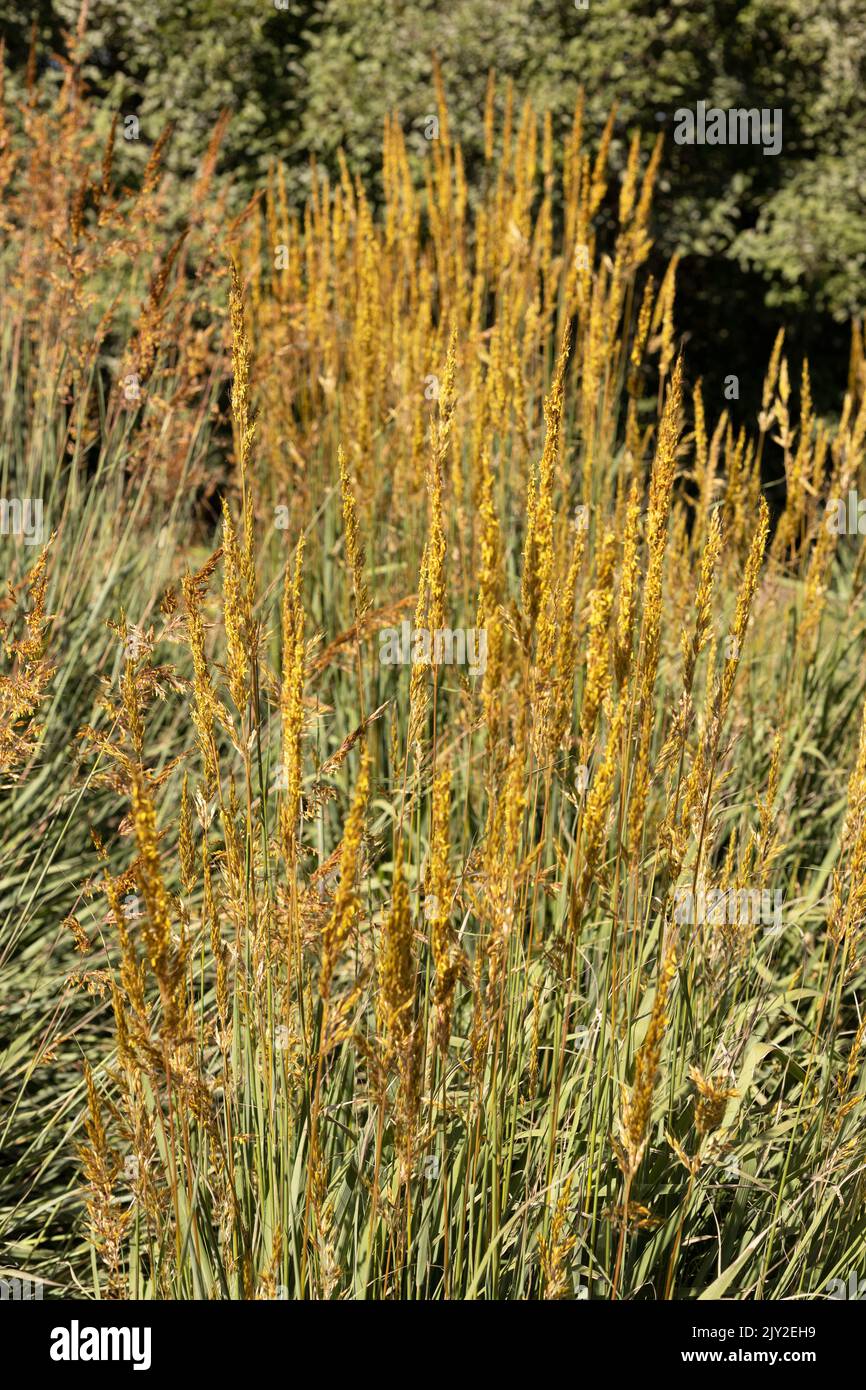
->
{"left": 4, "top": 35, "right": 866, "bottom": 1302}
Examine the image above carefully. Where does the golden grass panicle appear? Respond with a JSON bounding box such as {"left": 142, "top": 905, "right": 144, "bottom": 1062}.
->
{"left": 280, "top": 537, "right": 306, "bottom": 855}
{"left": 572, "top": 695, "right": 626, "bottom": 930}
{"left": 527, "top": 324, "right": 571, "bottom": 668}
{"left": 182, "top": 552, "right": 226, "bottom": 796}
{"left": 548, "top": 516, "right": 588, "bottom": 754}
{"left": 426, "top": 331, "right": 458, "bottom": 638}
{"left": 627, "top": 357, "right": 684, "bottom": 854}
{"left": 178, "top": 770, "right": 196, "bottom": 895}
{"left": 0, "top": 541, "right": 54, "bottom": 775}
{"left": 539, "top": 1176, "right": 576, "bottom": 1299}
{"left": 618, "top": 931, "right": 678, "bottom": 1178}
{"left": 221, "top": 497, "right": 249, "bottom": 715}
{"left": 229, "top": 259, "right": 258, "bottom": 606}
{"left": 477, "top": 444, "right": 505, "bottom": 737}
{"left": 429, "top": 765, "right": 459, "bottom": 1057}
{"left": 229, "top": 258, "right": 255, "bottom": 480}
{"left": 688, "top": 1065, "right": 738, "bottom": 1140}
{"left": 130, "top": 768, "right": 186, "bottom": 1046}
{"left": 319, "top": 749, "right": 371, "bottom": 999}
{"left": 338, "top": 445, "right": 370, "bottom": 621}
{"left": 614, "top": 479, "right": 642, "bottom": 686}
{"left": 78, "top": 1062, "right": 128, "bottom": 1298}
{"left": 380, "top": 853, "right": 415, "bottom": 1054}
{"left": 579, "top": 529, "right": 616, "bottom": 749}
{"left": 720, "top": 495, "right": 769, "bottom": 717}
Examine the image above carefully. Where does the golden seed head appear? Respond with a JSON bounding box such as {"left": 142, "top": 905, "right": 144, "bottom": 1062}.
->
{"left": 620, "top": 933, "right": 678, "bottom": 1176}
{"left": 688, "top": 1066, "right": 738, "bottom": 1138}
{"left": 380, "top": 854, "right": 415, "bottom": 1050}
{"left": 221, "top": 497, "right": 248, "bottom": 714}
{"left": 320, "top": 749, "right": 370, "bottom": 999}
{"left": 580, "top": 529, "right": 616, "bottom": 746}
{"left": 280, "top": 537, "right": 306, "bottom": 854}
{"left": 178, "top": 771, "right": 196, "bottom": 895}
{"left": 338, "top": 445, "right": 370, "bottom": 620}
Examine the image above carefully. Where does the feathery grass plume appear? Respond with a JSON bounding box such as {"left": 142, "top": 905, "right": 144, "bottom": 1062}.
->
{"left": 618, "top": 130, "right": 641, "bottom": 228}
{"left": 688, "top": 508, "right": 723, "bottom": 688}
{"left": 62, "top": 914, "right": 91, "bottom": 954}
{"left": 618, "top": 931, "right": 678, "bottom": 1178}
{"left": 548, "top": 516, "right": 588, "bottom": 753}
{"left": 280, "top": 537, "right": 306, "bottom": 854}
{"left": 229, "top": 258, "right": 255, "bottom": 500}
{"left": 628, "top": 275, "right": 655, "bottom": 388}
{"left": 407, "top": 543, "right": 431, "bottom": 750}
{"left": 380, "top": 853, "right": 415, "bottom": 1055}
{"left": 520, "top": 466, "right": 540, "bottom": 632}
{"left": 691, "top": 379, "right": 715, "bottom": 548}
{"left": 130, "top": 768, "right": 186, "bottom": 1046}
{"left": 483, "top": 744, "right": 526, "bottom": 990}
{"left": 614, "top": 479, "right": 642, "bottom": 685}
{"left": 579, "top": 284, "right": 605, "bottom": 500}
{"left": 680, "top": 636, "right": 717, "bottom": 836}
{"left": 338, "top": 445, "right": 370, "bottom": 621}
{"left": 477, "top": 444, "right": 505, "bottom": 740}
{"left": 538, "top": 1176, "right": 576, "bottom": 1299}
{"left": 720, "top": 496, "right": 769, "bottom": 716}
{"left": 78, "top": 1062, "right": 128, "bottom": 1298}
{"left": 128, "top": 225, "right": 188, "bottom": 383}
{"left": 758, "top": 328, "right": 785, "bottom": 435}
{"left": 221, "top": 497, "right": 249, "bottom": 715}
{"left": 722, "top": 425, "right": 747, "bottom": 541}
{"left": 429, "top": 765, "right": 458, "bottom": 1057}
{"left": 839, "top": 689, "right": 866, "bottom": 861}
{"left": 426, "top": 330, "right": 458, "bottom": 638}
{"left": 654, "top": 252, "right": 680, "bottom": 383}
{"left": 689, "top": 1066, "right": 738, "bottom": 1140}
{"left": 589, "top": 103, "right": 617, "bottom": 217}
{"left": 832, "top": 1018, "right": 866, "bottom": 1132}
{"left": 224, "top": 287, "right": 257, "bottom": 706}
{"left": 319, "top": 749, "right": 370, "bottom": 999}
{"left": 612, "top": 928, "right": 678, "bottom": 1299}
{"left": 692, "top": 379, "right": 707, "bottom": 475}
{"left": 178, "top": 771, "right": 196, "bottom": 894}
{"left": 571, "top": 695, "right": 626, "bottom": 930}
{"left": 828, "top": 692, "right": 866, "bottom": 951}
{"left": 0, "top": 541, "right": 54, "bottom": 775}
{"left": 201, "top": 826, "right": 229, "bottom": 1035}
{"left": 775, "top": 359, "right": 813, "bottom": 556}
{"left": 579, "top": 529, "right": 616, "bottom": 749}
{"left": 800, "top": 393, "right": 866, "bottom": 648}
{"left": 483, "top": 67, "right": 496, "bottom": 162}
{"left": 659, "top": 508, "right": 722, "bottom": 780}
{"left": 665, "top": 1062, "right": 738, "bottom": 1297}
{"left": 523, "top": 324, "right": 570, "bottom": 661}
{"left": 182, "top": 551, "right": 225, "bottom": 796}
{"left": 407, "top": 338, "right": 457, "bottom": 748}
{"left": 119, "top": 633, "right": 145, "bottom": 764}
{"left": 110, "top": 978, "right": 136, "bottom": 1081}
{"left": 380, "top": 853, "right": 420, "bottom": 1174}
{"left": 105, "top": 873, "right": 148, "bottom": 1036}
{"left": 628, "top": 357, "right": 684, "bottom": 855}
{"left": 633, "top": 130, "right": 663, "bottom": 237}
{"left": 739, "top": 730, "right": 784, "bottom": 906}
